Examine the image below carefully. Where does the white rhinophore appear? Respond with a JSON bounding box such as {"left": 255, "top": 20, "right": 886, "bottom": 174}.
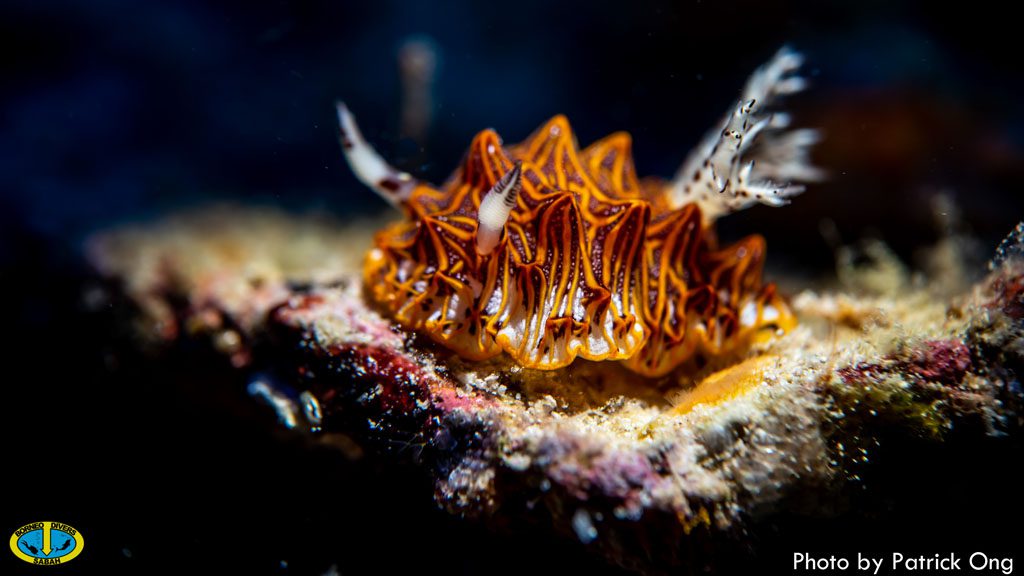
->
{"left": 668, "top": 47, "right": 824, "bottom": 224}
{"left": 335, "top": 102, "right": 415, "bottom": 208}
{"left": 476, "top": 161, "right": 523, "bottom": 256}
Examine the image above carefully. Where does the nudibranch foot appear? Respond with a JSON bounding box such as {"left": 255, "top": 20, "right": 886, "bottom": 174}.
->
{"left": 339, "top": 47, "right": 820, "bottom": 377}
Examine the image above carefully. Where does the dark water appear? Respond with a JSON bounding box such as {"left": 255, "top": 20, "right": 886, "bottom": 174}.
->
{"left": 2, "top": 1, "right": 1022, "bottom": 574}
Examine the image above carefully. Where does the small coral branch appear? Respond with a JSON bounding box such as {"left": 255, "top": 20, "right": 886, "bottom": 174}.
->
{"left": 669, "top": 47, "right": 823, "bottom": 223}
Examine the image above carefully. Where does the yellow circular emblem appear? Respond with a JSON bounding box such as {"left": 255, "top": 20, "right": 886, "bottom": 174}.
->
{"left": 9, "top": 521, "right": 84, "bottom": 565}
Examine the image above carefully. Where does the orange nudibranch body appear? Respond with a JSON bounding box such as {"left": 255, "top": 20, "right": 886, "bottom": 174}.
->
{"left": 340, "top": 48, "right": 820, "bottom": 376}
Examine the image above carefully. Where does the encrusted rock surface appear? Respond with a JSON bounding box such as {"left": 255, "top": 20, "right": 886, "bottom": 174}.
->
{"left": 87, "top": 205, "right": 1024, "bottom": 573}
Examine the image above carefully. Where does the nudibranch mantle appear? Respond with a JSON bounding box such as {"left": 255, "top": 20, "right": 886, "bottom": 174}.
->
{"left": 338, "top": 48, "right": 821, "bottom": 377}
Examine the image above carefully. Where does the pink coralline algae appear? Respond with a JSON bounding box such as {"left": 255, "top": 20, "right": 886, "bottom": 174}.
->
{"left": 838, "top": 339, "right": 973, "bottom": 388}
{"left": 908, "top": 340, "right": 973, "bottom": 384}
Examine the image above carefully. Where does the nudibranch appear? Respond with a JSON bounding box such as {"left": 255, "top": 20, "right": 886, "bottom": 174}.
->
{"left": 337, "top": 48, "right": 822, "bottom": 377}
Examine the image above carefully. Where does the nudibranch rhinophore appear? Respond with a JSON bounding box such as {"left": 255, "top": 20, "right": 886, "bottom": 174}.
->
{"left": 337, "top": 47, "right": 822, "bottom": 377}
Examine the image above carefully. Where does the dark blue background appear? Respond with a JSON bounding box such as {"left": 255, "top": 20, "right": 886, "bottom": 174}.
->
{"left": 3, "top": 0, "right": 1022, "bottom": 265}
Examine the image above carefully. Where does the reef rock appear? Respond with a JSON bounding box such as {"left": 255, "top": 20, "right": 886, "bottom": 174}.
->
{"left": 87, "top": 206, "right": 1024, "bottom": 573}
